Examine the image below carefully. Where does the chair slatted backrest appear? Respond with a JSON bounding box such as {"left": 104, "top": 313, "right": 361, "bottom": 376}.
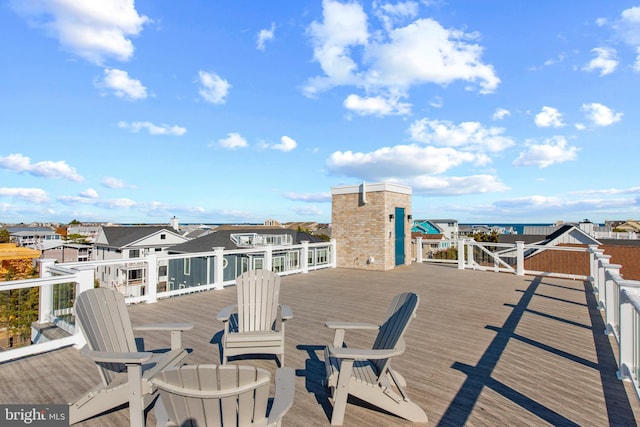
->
{"left": 236, "top": 270, "right": 280, "bottom": 333}
{"left": 75, "top": 288, "right": 138, "bottom": 386}
{"left": 371, "top": 292, "right": 419, "bottom": 376}
{"left": 153, "top": 365, "right": 271, "bottom": 427}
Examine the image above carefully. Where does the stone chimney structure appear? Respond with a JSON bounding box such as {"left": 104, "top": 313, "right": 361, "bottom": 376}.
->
{"left": 331, "top": 182, "right": 412, "bottom": 271}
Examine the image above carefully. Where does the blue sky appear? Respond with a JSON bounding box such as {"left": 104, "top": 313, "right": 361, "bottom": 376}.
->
{"left": 1, "top": 1, "right": 639, "bottom": 225}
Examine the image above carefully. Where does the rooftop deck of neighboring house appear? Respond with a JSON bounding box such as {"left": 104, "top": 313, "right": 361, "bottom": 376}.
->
{"left": 1, "top": 262, "right": 638, "bottom": 426}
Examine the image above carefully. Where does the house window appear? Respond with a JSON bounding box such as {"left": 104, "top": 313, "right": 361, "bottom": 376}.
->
{"left": 316, "top": 248, "right": 328, "bottom": 264}
{"left": 308, "top": 249, "right": 315, "bottom": 266}
{"left": 273, "top": 256, "right": 285, "bottom": 273}
{"left": 128, "top": 269, "right": 143, "bottom": 281}
{"left": 161, "top": 234, "right": 166, "bottom": 240}
{"left": 288, "top": 251, "right": 299, "bottom": 269}
{"left": 253, "top": 258, "right": 264, "bottom": 270}
{"left": 184, "top": 258, "right": 191, "bottom": 275}
{"left": 158, "top": 265, "right": 167, "bottom": 276}
{"left": 129, "top": 249, "right": 140, "bottom": 258}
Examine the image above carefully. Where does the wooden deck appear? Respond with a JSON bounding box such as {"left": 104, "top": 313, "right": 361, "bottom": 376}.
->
{"left": 1, "top": 263, "right": 639, "bottom": 426}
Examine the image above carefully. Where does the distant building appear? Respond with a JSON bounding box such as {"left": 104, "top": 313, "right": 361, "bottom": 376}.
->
{"left": 167, "top": 226, "right": 325, "bottom": 290}
{"left": 94, "top": 226, "right": 189, "bottom": 295}
{"left": 27, "top": 241, "right": 92, "bottom": 263}
{"left": 8, "top": 227, "right": 61, "bottom": 247}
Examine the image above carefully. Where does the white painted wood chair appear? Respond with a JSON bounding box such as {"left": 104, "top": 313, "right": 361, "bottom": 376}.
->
{"left": 151, "top": 364, "right": 295, "bottom": 427}
{"left": 217, "top": 269, "right": 293, "bottom": 366}
{"left": 324, "top": 292, "right": 428, "bottom": 425}
{"left": 69, "top": 287, "right": 193, "bottom": 427}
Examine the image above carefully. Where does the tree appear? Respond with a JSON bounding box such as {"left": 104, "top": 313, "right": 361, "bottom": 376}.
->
{"left": 69, "top": 219, "right": 81, "bottom": 225}
{"left": 0, "top": 229, "right": 9, "bottom": 243}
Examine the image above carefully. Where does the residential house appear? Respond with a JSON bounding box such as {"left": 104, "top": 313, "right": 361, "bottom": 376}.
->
{"left": 66, "top": 225, "right": 101, "bottom": 243}
{"left": 426, "top": 219, "right": 459, "bottom": 240}
{"left": 28, "top": 241, "right": 92, "bottom": 263}
{"left": 166, "top": 226, "right": 324, "bottom": 291}
{"left": 93, "top": 226, "right": 189, "bottom": 295}
{"left": 8, "top": 227, "right": 61, "bottom": 247}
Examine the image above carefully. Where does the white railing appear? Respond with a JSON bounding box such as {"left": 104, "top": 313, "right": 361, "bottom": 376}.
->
{"left": 0, "top": 240, "right": 336, "bottom": 362}
{"left": 414, "top": 237, "right": 591, "bottom": 279}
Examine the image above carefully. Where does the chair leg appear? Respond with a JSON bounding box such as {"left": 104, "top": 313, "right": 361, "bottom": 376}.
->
{"left": 330, "top": 359, "right": 354, "bottom": 426}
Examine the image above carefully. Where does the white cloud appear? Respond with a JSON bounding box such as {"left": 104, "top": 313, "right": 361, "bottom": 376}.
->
{"left": 0, "top": 153, "right": 83, "bottom": 182}
{"left": 118, "top": 121, "right": 186, "bottom": 136}
{"left": 284, "top": 192, "right": 332, "bottom": 202}
{"left": 492, "top": 108, "right": 511, "bottom": 121}
{"left": 582, "top": 102, "right": 623, "bottom": 126}
{"left": 408, "top": 119, "right": 515, "bottom": 152}
{"left": 198, "top": 71, "right": 231, "bottom": 104}
{"left": 513, "top": 136, "right": 579, "bottom": 168}
{"left": 406, "top": 174, "right": 509, "bottom": 195}
{"left": 582, "top": 47, "right": 618, "bottom": 76}
{"left": 615, "top": 6, "right": 640, "bottom": 46}
{"left": 429, "top": 96, "right": 443, "bottom": 108}
{"left": 343, "top": 94, "right": 411, "bottom": 116}
{"left": 291, "top": 205, "right": 324, "bottom": 216}
{"left": 272, "top": 136, "right": 297, "bottom": 152}
{"left": 305, "top": 0, "right": 369, "bottom": 96}
{"left": 327, "top": 144, "right": 479, "bottom": 180}
{"left": 12, "top": 0, "right": 150, "bottom": 65}
{"left": 374, "top": 1, "right": 419, "bottom": 32}
{"left": 534, "top": 106, "right": 564, "bottom": 128}
{"left": 304, "top": 0, "right": 499, "bottom": 99}
{"left": 101, "top": 176, "right": 127, "bottom": 189}
{"left": 97, "top": 68, "right": 147, "bottom": 100}
{"left": 218, "top": 132, "right": 248, "bottom": 149}
{"left": 257, "top": 22, "right": 275, "bottom": 51}
{"left": 0, "top": 187, "right": 49, "bottom": 203}
{"left": 80, "top": 188, "right": 98, "bottom": 198}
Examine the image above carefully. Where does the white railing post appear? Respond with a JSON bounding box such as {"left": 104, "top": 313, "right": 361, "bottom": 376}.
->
{"left": 37, "top": 259, "right": 57, "bottom": 324}
{"left": 516, "top": 241, "right": 525, "bottom": 276}
{"left": 330, "top": 239, "right": 337, "bottom": 268}
{"left": 588, "top": 245, "right": 602, "bottom": 286}
{"left": 604, "top": 264, "right": 622, "bottom": 337}
{"left": 466, "top": 240, "right": 474, "bottom": 269}
{"left": 457, "top": 239, "right": 465, "bottom": 270}
{"left": 597, "top": 255, "right": 612, "bottom": 309}
{"left": 213, "top": 247, "right": 225, "bottom": 289}
{"left": 416, "top": 237, "right": 423, "bottom": 263}
{"left": 618, "top": 288, "right": 636, "bottom": 382}
{"left": 145, "top": 253, "right": 158, "bottom": 304}
{"left": 301, "top": 241, "right": 309, "bottom": 273}
{"left": 73, "top": 265, "right": 96, "bottom": 348}
{"left": 264, "top": 245, "right": 273, "bottom": 272}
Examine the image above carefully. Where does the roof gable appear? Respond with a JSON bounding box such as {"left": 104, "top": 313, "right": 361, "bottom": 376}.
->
{"left": 96, "top": 226, "right": 186, "bottom": 248}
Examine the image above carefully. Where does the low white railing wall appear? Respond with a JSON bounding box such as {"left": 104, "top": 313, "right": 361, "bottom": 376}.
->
{"left": 0, "top": 240, "right": 336, "bottom": 362}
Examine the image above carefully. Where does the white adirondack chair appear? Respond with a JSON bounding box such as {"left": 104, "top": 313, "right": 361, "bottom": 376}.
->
{"left": 69, "top": 287, "right": 194, "bottom": 427}
{"left": 324, "top": 292, "right": 428, "bottom": 425}
{"left": 152, "top": 364, "right": 295, "bottom": 427}
{"left": 217, "top": 269, "right": 293, "bottom": 366}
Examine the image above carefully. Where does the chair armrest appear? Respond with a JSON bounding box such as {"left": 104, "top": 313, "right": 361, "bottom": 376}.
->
{"left": 328, "top": 345, "right": 404, "bottom": 361}
{"left": 216, "top": 304, "right": 236, "bottom": 322}
{"left": 268, "top": 367, "right": 295, "bottom": 427}
{"left": 133, "top": 322, "right": 194, "bottom": 332}
{"left": 325, "top": 321, "right": 379, "bottom": 330}
{"left": 280, "top": 304, "right": 293, "bottom": 321}
{"left": 133, "top": 322, "right": 194, "bottom": 350}
{"left": 81, "top": 347, "right": 153, "bottom": 365}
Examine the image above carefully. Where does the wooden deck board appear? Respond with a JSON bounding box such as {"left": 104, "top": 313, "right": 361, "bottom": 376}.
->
{"left": 0, "top": 263, "right": 638, "bottom": 426}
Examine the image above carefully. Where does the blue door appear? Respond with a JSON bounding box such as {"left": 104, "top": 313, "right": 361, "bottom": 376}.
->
{"left": 395, "top": 207, "right": 405, "bottom": 266}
